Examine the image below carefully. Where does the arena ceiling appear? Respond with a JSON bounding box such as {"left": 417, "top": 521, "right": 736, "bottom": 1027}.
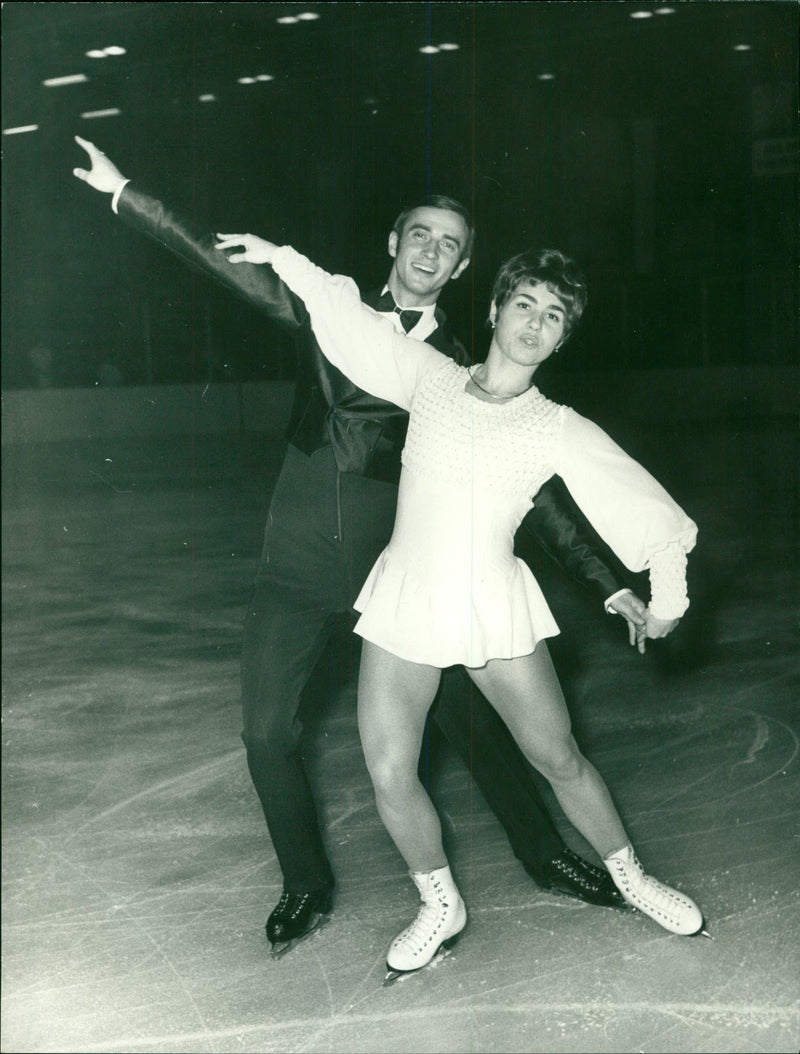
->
{"left": 3, "top": 2, "right": 795, "bottom": 142}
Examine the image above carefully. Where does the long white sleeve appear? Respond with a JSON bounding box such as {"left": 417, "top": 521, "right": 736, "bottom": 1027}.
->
{"left": 272, "top": 245, "right": 445, "bottom": 409}
{"left": 553, "top": 408, "right": 697, "bottom": 618}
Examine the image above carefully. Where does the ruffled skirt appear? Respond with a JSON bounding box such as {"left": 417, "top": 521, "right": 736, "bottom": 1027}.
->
{"left": 352, "top": 471, "right": 560, "bottom": 667}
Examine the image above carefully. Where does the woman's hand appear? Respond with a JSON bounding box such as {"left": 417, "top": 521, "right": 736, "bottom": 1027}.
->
{"left": 215, "top": 233, "right": 277, "bottom": 264}
{"left": 644, "top": 610, "right": 680, "bottom": 639}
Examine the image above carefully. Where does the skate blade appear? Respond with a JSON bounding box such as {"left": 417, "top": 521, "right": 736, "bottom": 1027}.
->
{"left": 269, "top": 912, "right": 332, "bottom": 960}
{"left": 382, "top": 960, "right": 442, "bottom": 988}
{"left": 548, "top": 887, "right": 630, "bottom": 911}
{"left": 628, "top": 907, "right": 713, "bottom": 939}
{"left": 382, "top": 928, "right": 467, "bottom": 987}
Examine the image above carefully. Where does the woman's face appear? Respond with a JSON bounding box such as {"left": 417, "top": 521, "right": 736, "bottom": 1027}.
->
{"left": 490, "top": 281, "right": 566, "bottom": 369}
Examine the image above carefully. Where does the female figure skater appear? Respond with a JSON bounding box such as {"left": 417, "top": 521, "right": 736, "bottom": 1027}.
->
{"left": 215, "top": 232, "right": 707, "bottom": 981}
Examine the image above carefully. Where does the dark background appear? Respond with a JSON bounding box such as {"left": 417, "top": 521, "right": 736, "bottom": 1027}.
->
{"left": 2, "top": 1, "right": 797, "bottom": 390}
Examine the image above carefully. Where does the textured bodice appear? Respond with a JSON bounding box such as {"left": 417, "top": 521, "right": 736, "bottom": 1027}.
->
{"left": 402, "top": 360, "right": 563, "bottom": 504}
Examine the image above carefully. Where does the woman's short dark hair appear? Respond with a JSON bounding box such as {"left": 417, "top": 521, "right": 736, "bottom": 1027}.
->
{"left": 490, "top": 249, "right": 588, "bottom": 338}
{"left": 392, "top": 195, "right": 475, "bottom": 262}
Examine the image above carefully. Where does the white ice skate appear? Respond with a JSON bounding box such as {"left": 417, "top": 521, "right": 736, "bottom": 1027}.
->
{"left": 383, "top": 865, "right": 467, "bottom": 986}
{"left": 604, "top": 845, "right": 710, "bottom": 937}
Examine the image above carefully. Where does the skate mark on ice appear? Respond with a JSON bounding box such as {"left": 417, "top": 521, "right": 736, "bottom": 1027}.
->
{"left": 721, "top": 704, "right": 798, "bottom": 796}
{"left": 66, "top": 751, "right": 241, "bottom": 839}
{"left": 50, "top": 999, "right": 800, "bottom": 1054}
{"left": 293, "top": 943, "right": 337, "bottom": 1052}
{"left": 9, "top": 841, "right": 212, "bottom": 1037}
{"left": 626, "top": 705, "right": 797, "bottom": 821}
{"left": 331, "top": 955, "right": 391, "bottom": 1020}
{"left": 87, "top": 470, "right": 133, "bottom": 494}
{"left": 728, "top": 708, "right": 798, "bottom": 781}
{"left": 326, "top": 800, "right": 373, "bottom": 830}
{"left": 9, "top": 832, "right": 262, "bottom": 986}
{"left": 734, "top": 714, "right": 770, "bottom": 767}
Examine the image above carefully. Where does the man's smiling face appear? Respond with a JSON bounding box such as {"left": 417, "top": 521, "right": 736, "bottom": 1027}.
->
{"left": 387, "top": 206, "right": 471, "bottom": 306}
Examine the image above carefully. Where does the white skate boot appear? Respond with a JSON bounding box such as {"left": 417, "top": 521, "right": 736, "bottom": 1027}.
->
{"left": 384, "top": 865, "right": 467, "bottom": 985}
{"left": 604, "top": 845, "right": 709, "bottom": 936}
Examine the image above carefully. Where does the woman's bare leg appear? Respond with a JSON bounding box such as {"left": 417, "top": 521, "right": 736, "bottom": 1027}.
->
{"left": 467, "top": 643, "right": 629, "bottom": 859}
{"left": 469, "top": 645, "right": 706, "bottom": 936}
{"left": 357, "top": 641, "right": 446, "bottom": 873}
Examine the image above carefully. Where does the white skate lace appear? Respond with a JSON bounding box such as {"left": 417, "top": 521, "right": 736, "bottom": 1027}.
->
{"left": 392, "top": 899, "right": 445, "bottom": 955}
{"left": 613, "top": 855, "right": 693, "bottom": 922}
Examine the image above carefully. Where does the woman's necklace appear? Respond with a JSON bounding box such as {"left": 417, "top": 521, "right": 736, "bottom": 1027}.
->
{"left": 468, "top": 365, "right": 533, "bottom": 402}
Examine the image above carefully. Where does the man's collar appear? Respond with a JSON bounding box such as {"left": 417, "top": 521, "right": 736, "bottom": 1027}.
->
{"left": 379, "top": 285, "right": 437, "bottom": 321}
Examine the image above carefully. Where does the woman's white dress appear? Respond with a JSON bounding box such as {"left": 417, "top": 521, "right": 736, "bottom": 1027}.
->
{"left": 272, "top": 247, "right": 698, "bottom": 668}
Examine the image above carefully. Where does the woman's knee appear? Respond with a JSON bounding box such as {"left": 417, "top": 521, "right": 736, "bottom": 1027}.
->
{"left": 528, "top": 735, "right": 585, "bottom": 783}
{"left": 365, "top": 747, "right": 417, "bottom": 801}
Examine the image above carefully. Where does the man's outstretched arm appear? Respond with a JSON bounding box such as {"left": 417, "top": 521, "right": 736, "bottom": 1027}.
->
{"left": 72, "top": 136, "right": 305, "bottom": 332}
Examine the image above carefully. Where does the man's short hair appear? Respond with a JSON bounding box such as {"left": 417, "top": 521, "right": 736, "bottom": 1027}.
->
{"left": 490, "top": 249, "right": 588, "bottom": 338}
{"left": 392, "top": 195, "right": 475, "bottom": 262}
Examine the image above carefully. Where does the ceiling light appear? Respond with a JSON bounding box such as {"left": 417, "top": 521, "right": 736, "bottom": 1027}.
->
{"left": 419, "top": 45, "right": 440, "bottom": 55}
{"left": 81, "top": 108, "right": 121, "bottom": 120}
{"left": 537, "top": 73, "right": 555, "bottom": 81}
{"left": 438, "top": 43, "right": 460, "bottom": 51}
{"left": 238, "top": 76, "right": 256, "bottom": 84}
{"left": 198, "top": 94, "right": 216, "bottom": 102}
{"left": 630, "top": 11, "right": 653, "bottom": 19}
{"left": 733, "top": 44, "right": 752, "bottom": 51}
{"left": 43, "top": 74, "right": 88, "bottom": 87}
{"left": 256, "top": 74, "right": 274, "bottom": 81}
{"left": 86, "top": 46, "right": 127, "bottom": 58}
{"left": 654, "top": 6, "right": 676, "bottom": 13}
{"left": 277, "top": 16, "right": 298, "bottom": 24}
{"left": 296, "top": 12, "right": 320, "bottom": 20}
{"left": 3, "top": 124, "right": 39, "bottom": 136}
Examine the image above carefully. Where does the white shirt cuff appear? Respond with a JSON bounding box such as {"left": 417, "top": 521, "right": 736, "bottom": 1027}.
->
{"left": 111, "top": 179, "right": 131, "bottom": 214}
{"left": 604, "top": 587, "right": 633, "bottom": 614}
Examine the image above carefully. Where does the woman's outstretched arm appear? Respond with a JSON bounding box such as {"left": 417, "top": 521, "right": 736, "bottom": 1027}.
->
{"left": 218, "top": 236, "right": 446, "bottom": 410}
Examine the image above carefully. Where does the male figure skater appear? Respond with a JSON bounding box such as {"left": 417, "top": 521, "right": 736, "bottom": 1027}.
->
{"left": 73, "top": 136, "right": 648, "bottom": 956}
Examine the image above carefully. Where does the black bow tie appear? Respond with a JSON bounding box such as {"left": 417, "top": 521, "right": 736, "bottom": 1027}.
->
{"left": 374, "top": 290, "right": 423, "bottom": 333}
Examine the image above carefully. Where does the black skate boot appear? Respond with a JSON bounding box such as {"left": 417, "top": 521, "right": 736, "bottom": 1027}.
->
{"left": 266, "top": 889, "right": 333, "bottom": 959}
{"left": 541, "top": 848, "right": 628, "bottom": 909}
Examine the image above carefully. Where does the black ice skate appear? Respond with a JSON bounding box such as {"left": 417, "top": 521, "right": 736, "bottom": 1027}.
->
{"left": 383, "top": 865, "right": 467, "bottom": 987}
{"left": 266, "top": 889, "right": 333, "bottom": 959}
{"left": 540, "top": 847, "right": 628, "bottom": 909}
